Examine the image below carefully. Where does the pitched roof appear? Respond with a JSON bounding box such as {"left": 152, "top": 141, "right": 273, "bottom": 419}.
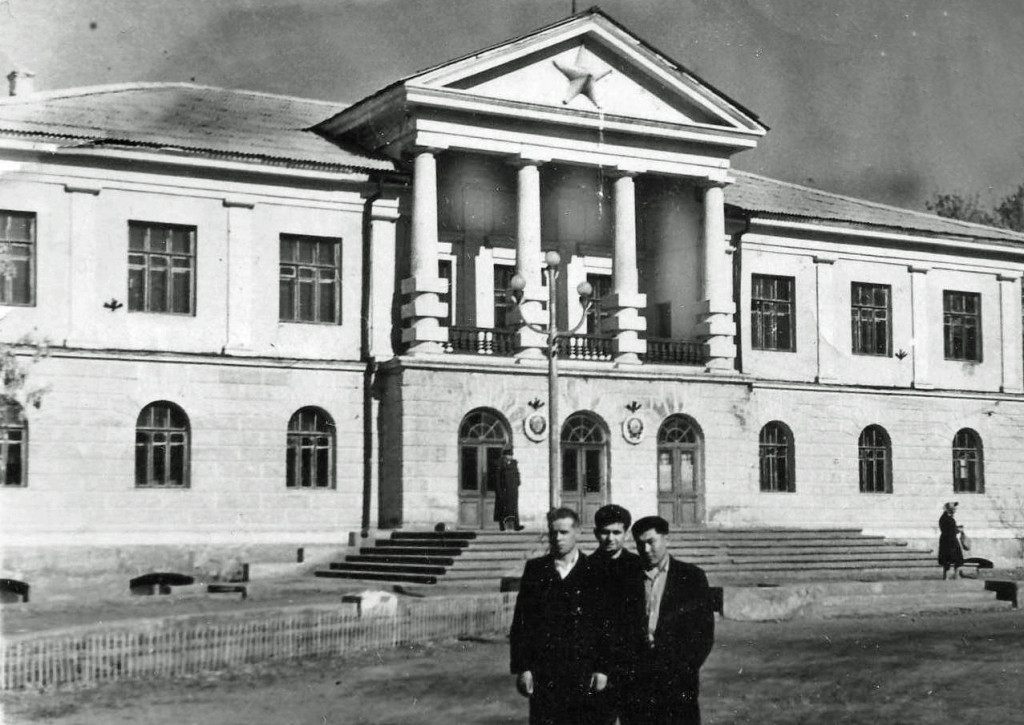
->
{"left": 728, "top": 171, "right": 1024, "bottom": 245}
{"left": 0, "top": 83, "right": 394, "bottom": 173}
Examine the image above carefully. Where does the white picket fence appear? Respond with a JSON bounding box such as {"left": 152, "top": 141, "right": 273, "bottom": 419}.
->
{"left": 0, "top": 592, "right": 516, "bottom": 691}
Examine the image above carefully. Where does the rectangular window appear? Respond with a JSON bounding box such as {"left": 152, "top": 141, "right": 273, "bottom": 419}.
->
{"left": 493, "top": 264, "right": 516, "bottom": 330}
{"left": 279, "top": 234, "right": 341, "bottom": 324}
{"left": 851, "top": 282, "right": 891, "bottom": 356}
{"left": 751, "top": 274, "right": 795, "bottom": 351}
{"left": 943, "top": 290, "right": 981, "bottom": 361}
{"left": 0, "top": 210, "right": 36, "bottom": 306}
{"left": 128, "top": 221, "right": 196, "bottom": 314}
{"left": 585, "top": 273, "right": 613, "bottom": 336}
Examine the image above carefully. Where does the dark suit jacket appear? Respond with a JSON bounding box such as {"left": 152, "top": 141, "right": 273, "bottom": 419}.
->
{"left": 509, "top": 552, "right": 611, "bottom": 695}
{"left": 622, "top": 557, "right": 715, "bottom": 700}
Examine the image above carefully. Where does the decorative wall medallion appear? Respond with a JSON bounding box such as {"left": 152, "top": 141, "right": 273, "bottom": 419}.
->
{"left": 524, "top": 412, "right": 549, "bottom": 442}
{"left": 622, "top": 416, "right": 645, "bottom": 445}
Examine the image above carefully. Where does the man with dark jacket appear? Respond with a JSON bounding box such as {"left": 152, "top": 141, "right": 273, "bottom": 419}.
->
{"left": 510, "top": 507, "right": 610, "bottom": 725}
{"left": 588, "top": 504, "right": 642, "bottom": 725}
{"left": 621, "top": 516, "right": 715, "bottom": 725}
{"left": 494, "top": 448, "right": 524, "bottom": 530}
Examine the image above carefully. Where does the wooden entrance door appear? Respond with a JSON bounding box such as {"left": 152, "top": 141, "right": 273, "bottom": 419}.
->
{"left": 458, "top": 410, "right": 511, "bottom": 529}
{"left": 657, "top": 416, "right": 703, "bottom": 525}
{"left": 560, "top": 413, "right": 608, "bottom": 525}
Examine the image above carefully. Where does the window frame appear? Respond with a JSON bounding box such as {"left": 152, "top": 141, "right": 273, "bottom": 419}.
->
{"left": 858, "top": 425, "right": 892, "bottom": 493}
{"left": 0, "top": 400, "right": 27, "bottom": 487}
{"left": 851, "top": 282, "right": 892, "bottom": 357}
{"left": 943, "top": 290, "right": 982, "bottom": 362}
{"left": 0, "top": 210, "right": 36, "bottom": 307}
{"left": 135, "top": 401, "right": 191, "bottom": 489}
{"left": 286, "top": 407, "right": 336, "bottom": 489}
{"left": 759, "top": 421, "right": 794, "bottom": 492}
{"left": 279, "top": 234, "right": 342, "bottom": 325}
{"left": 585, "top": 273, "right": 613, "bottom": 336}
{"left": 751, "top": 274, "right": 796, "bottom": 352}
{"left": 493, "top": 263, "right": 516, "bottom": 330}
{"left": 952, "top": 428, "right": 984, "bottom": 493}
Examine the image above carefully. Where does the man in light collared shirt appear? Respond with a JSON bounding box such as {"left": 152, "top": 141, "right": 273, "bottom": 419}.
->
{"left": 510, "top": 507, "right": 610, "bottom": 725}
{"left": 621, "top": 516, "right": 715, "bottom": 725}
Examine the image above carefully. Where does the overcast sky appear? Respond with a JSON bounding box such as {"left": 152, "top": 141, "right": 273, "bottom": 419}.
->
{"left": 2, "top": 0, "right": 1023, "bottom": 212}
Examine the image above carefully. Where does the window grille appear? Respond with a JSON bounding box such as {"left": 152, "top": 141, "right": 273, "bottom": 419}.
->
{"left": 279, "top": 235, "right": 341, "bottom": 324}
{"left": 751, "top": 275, "right": 795, "bottom": 351}
{"left": 858, "top": 425, "right": 892, "bottom": 493}
{"left": 943, "top": 290, "right": 981, "bottom": 361}
{"left": 286, "top": 407, "right": 335, "bottom": 489}
{"left": 759, "top": 421, "right": 794, "bottom": 492}
{"left": 851, "top": 283, "right": 891, "bottom": 356}
{"left": 128, "top": 222, "right": 196, "bottom": 314}
{"left": 135, "top": 402, "right": 190, "bottom": 488}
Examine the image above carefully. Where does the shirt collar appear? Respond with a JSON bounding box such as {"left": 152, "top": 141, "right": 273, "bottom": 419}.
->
{"left": 645, "top": 555, "right": 670, "bottom": 578}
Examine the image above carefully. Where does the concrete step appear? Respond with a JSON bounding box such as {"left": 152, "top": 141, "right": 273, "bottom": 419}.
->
{"left": 314, "top": 570, "right": 438, "bottom": 585}
{"left": 813, "top": 592, "right": 1011, "bottom": 618}
{"left": 344, "top": 555, "right": 456, "bottom": 566}
{"left": 359, "top": 546, "right": 466, "bottom": 557}
{"left": 324, "top": 562, "right": 448, "bottom": 576}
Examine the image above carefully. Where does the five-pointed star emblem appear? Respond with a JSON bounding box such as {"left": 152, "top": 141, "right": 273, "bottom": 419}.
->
{"left": 553, "top": 46, "right": 611, "bottom": 109}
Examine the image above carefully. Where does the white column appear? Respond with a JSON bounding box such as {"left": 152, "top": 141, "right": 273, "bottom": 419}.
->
{"left": 400, "top": 148, "right": 449, "bottom": 353}
{"left": 369, "top": 198, "right": 400, "bottom": 361}
{"left": 223, "top": 198, "right": 255, "bottom": 353}
{"left": 908, "top": 265, "right": 932, "bottom": 389}
{"left": 513, "top": 159, "right": 546, "bottom": 354}
{"left": 998, "top": 274, "right": 1023, "bottom": 393}
{"left": 64, "top": 183, "right": 101, "bottom": 346}
{"left": 814, "top": 255, "right": 838, "bottom": 383}
{"left": 696, "top": 183, "right": 736, "bottom": 372}
{"left": 606, "top": 172, "right": 647, "bottom": 363}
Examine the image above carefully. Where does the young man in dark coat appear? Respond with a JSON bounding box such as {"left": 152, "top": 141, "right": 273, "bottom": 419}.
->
{"left": 510, "top": 507, "right": 610, "bottom": 725}
{"left": 621, "top": 515, "right": 715, "bottom": 725}
{"left": 588, "top": 504, "right": 643, "bottom": 725}
{"left": 494, "top": 448, "right": 524, "bottom": 530}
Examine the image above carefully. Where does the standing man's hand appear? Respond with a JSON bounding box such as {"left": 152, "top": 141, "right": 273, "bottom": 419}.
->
{"left": 589, "top": 672, "right": 608, "bottom": 693}
{"left": 516, "top": 671, "right": 534, "bottom": 697}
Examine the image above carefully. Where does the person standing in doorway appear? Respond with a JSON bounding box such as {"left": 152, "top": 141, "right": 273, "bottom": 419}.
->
{"left": 938, "top": 501, "right": 965, "bottom": 580}
{"left": 621, "top": 516, "right": 715, "bottom": 725}
{"left": 510, "top": 507, "right": 610, "bottom": 725}
{"left": 495, "top": 447, "right": 524, "bottom": 531}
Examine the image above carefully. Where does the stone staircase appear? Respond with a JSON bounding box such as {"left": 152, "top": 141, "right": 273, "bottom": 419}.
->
{"left": 314, "top": 527, "right": 939, "bottom": 588}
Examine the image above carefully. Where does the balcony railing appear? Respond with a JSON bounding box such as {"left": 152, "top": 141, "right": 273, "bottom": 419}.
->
{"left": 640, "top": 337, "right": 707, "bottom": 366}
{"left": 557, "top": 334, "right": 614, "bottom": 361}
{"left": 442, "top": 328, "right": 706, "bottom": 366}
{"left": 444, "top": 327, "right": 516, "bottom": 356}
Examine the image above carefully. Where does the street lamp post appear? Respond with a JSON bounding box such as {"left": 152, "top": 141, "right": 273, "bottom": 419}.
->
{"left": 509, "top": 250, "right": 593, "bottom": 511}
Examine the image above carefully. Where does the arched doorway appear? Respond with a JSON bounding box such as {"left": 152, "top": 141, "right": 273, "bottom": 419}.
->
{"left": 560, "top": 412, "right": 608, "bottom": 524}
{"left": 458, "top": 409, "right": 512, "bottom": 528}
{"left": 657, "top": 415, "right": 704, "bottom": 525}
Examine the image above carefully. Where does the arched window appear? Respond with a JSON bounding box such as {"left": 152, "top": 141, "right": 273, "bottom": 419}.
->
{"left": 561, "top": 413, "right": 608, "bottom": 523}
{"left": 286, "top": 407, "right": 335, "bottom": 489}
{"left": 1, "top": 400, "right": 26, "bottom": 487}
{"left": 759, "top": 421, "right": 794, "bottom": 492}
{"left": 135, "top": 402, "right": 190, "bottom": 488}
{"left": 952, "top": 428, "right": 984, "bottom": 493}
{"left": 858, "top": 425, "right": 892, "bottom": 493}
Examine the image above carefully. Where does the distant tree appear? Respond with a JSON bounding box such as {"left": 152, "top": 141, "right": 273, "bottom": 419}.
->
{"left": 926, "top": 184, "right": 1024, "bottom": 232}
{"left": 0, "top": 337, "right": 50, "bottom": 422}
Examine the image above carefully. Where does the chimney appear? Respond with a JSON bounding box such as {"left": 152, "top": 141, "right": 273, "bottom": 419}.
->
{"left": 7, "top": 69, "right": 36, "bottom": 97}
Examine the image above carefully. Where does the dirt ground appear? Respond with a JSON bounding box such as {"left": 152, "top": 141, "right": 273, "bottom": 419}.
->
{"left": 2, "top": 609, "right": 1022, "bottom": 725}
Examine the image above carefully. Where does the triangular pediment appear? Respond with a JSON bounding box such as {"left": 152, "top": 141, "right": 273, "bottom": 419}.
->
{"left": 408, "top": 9, "right": 764, "bottom": 134}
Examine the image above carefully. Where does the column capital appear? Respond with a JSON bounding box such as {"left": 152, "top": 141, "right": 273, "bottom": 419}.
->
{"left": 908, "top": 265, "right": 931, "bottom": 274}
{"left": 997, "top": 273, "right": 1021, "bottom": 283}
{"left": 409, "top": 145, "right": 444, "bottom": 158}
{"left": 605, "top": 167, "right": 640, "bottom": 179}
{"left": 813, "top": 254, "right": 837, "bottom": 265}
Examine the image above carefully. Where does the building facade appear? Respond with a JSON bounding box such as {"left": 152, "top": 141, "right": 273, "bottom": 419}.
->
{"left": 2, "top": 10, "right": 1023, "bottom": 596}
